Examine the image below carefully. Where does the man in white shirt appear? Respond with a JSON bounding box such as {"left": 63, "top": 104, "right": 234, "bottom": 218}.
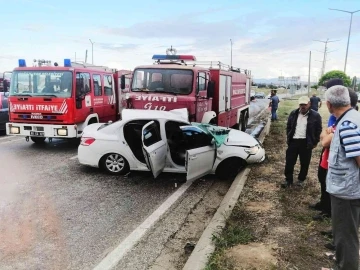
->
{"left": 281, "top": 96, "right": 322, "bottom": 188}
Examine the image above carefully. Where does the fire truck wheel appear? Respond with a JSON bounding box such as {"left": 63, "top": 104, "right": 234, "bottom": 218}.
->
{"left": 100, "top": 153, "right": 130, "bottom": 175}
{"left": 215, "top": 157, "right": 246, "bottom": 180}
{"left": 30, "top": 137, "right": 46, "bottom": 144}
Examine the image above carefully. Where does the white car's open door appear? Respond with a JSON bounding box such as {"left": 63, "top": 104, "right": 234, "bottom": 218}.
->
{"left": 186, "top": 145, "right": 216, "bottom": 181}
{"left": 141, "top": 121, "right": 167, "bottom": 178}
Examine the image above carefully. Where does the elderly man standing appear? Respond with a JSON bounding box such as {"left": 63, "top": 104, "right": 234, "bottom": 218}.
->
{"left": 281, "top": 96, "right": 322, "bottom": 188}
{"left": 322, "top": 86, "right": 360, "bottom": 270}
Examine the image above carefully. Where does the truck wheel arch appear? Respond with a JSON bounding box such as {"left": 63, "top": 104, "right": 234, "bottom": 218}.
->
{"left": 237, "top": 108, "right": 249, "bottom": 132}
{"left": 85, "top": 114, "right": 99, "bottom": 126}
{"left": 201, "top": 111, "right": 216, "bottom": 124}
{"left": 77, "top": 113, "right": 99, "bottom": 135}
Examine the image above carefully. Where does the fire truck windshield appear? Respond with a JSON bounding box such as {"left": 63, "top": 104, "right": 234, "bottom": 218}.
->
{"left": 9, "top": 71, "right": 73, "bottom": 98}
{"left": 131, "top": 68, "right": 193, "bottom": 95}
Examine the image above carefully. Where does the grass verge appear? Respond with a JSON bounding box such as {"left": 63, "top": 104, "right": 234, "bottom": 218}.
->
{"left": 206, "top": 95, "right": 333, "bottom": 270}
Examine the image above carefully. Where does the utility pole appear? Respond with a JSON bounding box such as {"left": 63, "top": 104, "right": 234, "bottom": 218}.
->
{"left": 89, "top": 39, "right": 94, "bottom": 64}
{"left": 329, "top": 8, "right": 360, "bottom": 73}
{"left": 313, "top": 38, "right": 339, "bottom": 76}
{"left": 75, "top": 52, "right": 77, "bottom": 62}
{"left": 230, "top": 39, "right": 233, "bottom": 67}
{"left": 308, "top": 51, "right": 311, "bottom": 97}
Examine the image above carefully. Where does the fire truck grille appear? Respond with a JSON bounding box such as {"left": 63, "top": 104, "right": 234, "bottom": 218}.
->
{"left": 13, "top": 113, "right": 64, "bottom": 123}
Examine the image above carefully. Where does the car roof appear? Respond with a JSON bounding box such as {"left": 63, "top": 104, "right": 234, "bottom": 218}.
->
{"left": 121, "top": 108, "right": 190, "bottom": 123}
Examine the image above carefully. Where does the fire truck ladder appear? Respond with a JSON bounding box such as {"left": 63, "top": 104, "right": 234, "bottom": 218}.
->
{"left": 153, "top": 59, "right": 251, "bottom": 76}
{"left": 70, "top": 61, "right": 118, "bottom": 73}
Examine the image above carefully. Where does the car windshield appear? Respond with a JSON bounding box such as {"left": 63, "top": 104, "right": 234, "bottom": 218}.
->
{"left": 192, "top": 123, "right": 231, "bottom": 147}
{"left": 9, "top": 70, "right": 73, "bottom": 98}
{"left": 131, "top": 68, "right": 193, "bottom": 95}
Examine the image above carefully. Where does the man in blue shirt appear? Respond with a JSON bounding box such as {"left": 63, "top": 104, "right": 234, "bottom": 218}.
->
{"left": 269, "top": 91, "right": 280, "bottom": 121}
{"left": 323, "top": 85, "right": 360, "bottom": 270}
{"left": 310, "top": 93, "right": 322, "bottom": 111}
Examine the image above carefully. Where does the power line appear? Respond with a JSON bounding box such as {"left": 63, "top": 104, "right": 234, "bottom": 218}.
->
{"left": 313, "top": 38, "right": 340, "bottom": 76}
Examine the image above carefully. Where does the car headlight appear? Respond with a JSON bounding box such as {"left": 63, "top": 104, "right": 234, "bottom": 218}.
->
{"left": 244, "top": 145, "right": 260, "bottom": 155}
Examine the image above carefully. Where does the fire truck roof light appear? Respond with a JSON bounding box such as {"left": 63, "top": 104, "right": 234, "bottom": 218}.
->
{"left": 152, "top": 55, "right": 196, "bottom": 61}
{"left": 64, "top": 59, "right": 71, "bottom": 67}
{"left": 18, "top": 59, "right": 26, "bottom": 67}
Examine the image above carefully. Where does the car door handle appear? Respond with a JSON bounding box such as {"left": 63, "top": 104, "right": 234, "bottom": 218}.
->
{"left": 190, "top": 155, "right": 197, "bottom": 160}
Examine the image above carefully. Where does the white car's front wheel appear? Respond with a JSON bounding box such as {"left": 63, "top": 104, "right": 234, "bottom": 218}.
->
{"left": 215, "top": 157, "right": 246, "bottom": 180}
{"left": 100, "top": 153, "right": 130, "bottom": 175}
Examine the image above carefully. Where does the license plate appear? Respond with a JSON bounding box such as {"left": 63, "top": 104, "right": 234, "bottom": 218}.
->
{"left": 30, "top": 131, "right": 45, "bottom": 136}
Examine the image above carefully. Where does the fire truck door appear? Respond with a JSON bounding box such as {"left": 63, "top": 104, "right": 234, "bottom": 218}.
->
{"left": 103, "top": 74, "right": 117, "bottom": 122}
{"left": 219, "top": 75, "right": 226, "bottom": 112}
{"left": 75, "top": 72, "right": 92, "bottom": 122}
{"left": 92, "top": 74, "right": 105, "bottom": 121}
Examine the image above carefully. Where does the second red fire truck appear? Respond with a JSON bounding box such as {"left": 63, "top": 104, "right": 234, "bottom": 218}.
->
{"left": 120, "top": 54, "right": 252, "bottom": 131}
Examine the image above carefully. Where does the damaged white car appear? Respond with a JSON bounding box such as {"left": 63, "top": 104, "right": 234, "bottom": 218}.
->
{"left": 78, "top": 109, "right": 265, "bottom": 180}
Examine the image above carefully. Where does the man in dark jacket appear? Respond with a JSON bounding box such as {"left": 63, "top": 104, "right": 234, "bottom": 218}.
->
{"left": 281, "top": 96, "right": 322, "bottom": 188}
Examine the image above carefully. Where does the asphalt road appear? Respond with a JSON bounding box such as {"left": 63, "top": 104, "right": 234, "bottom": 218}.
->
{"left": 0, "top": 137, "right": 193, "bottom": 270}
{"left": 0, "top": 100, "right": 272, "bottom": 270}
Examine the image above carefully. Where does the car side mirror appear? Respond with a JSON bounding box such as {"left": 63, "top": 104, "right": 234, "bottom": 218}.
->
{"left": 210, "top": 138, "right": 216, "bottom": 145}
{"left": 207, "top": 81, "right": 215, "bottom": 98}
{"left": 120, "top": 75, "right": 126, "bottom": 90}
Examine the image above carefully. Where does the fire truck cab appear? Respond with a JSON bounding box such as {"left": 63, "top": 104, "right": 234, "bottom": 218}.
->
{"left": 120, "top": 54, "right": 252, "bottom": 131}
{"left": 6, "top": 59, "right": 120, "bottom": 143}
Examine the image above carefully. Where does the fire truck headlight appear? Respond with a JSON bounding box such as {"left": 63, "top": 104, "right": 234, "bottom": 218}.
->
{"left": 57, "top": 128, "right": 68, "bottom": 136}
{"left": 125, "top": 93, "right": 130, "bottom": 100}
{"left": 10, "top": 126, "right": 20, "bottom": 134}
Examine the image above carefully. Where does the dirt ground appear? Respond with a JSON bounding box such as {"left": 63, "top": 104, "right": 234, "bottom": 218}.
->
{"left": 207, "top": 96, "right": 335, "bottom": 270}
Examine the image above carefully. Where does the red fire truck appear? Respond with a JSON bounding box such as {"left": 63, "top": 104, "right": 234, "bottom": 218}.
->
{"left": 120, "top": 54, "right": 252, "bottom": 131}
{"left": 6, "top": 59, "right": 131, "bottom": 143}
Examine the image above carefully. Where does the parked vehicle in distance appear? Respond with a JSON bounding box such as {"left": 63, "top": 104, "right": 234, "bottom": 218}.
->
{"left": 0, "top": 92, "right": 9, "bottom": 133}
{"left": 254, "top": 92, "right": 265, "bottom": 99}
{"left": 0, "top": 72, "right": 11, "bottom": 134}
{"left": 78, "top": 109, "right": 265, "bottom": 180}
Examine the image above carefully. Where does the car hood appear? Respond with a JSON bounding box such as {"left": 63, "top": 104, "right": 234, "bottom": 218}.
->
{"left": 223, "top": 129, "right": 259, "bottom": 147}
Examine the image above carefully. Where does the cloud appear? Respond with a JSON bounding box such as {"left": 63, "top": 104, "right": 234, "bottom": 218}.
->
{"left": 241, "top": 16, "right": 360, "bottom": 52}
{"left": 97, "top": 11, "right": 264, "bottom": 50}
{"left": 97, "top": 43, "right": 140, "bottom": 52}
{"left": 0, "top": 55, "right": 18, "bottom": 60}
{"left": 21, "top": 24, "right": 47, "bottom": 32}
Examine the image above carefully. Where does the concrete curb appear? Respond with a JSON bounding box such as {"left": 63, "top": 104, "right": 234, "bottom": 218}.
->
{"left": 182, "top": 116, "right": 271, "bottom": 270}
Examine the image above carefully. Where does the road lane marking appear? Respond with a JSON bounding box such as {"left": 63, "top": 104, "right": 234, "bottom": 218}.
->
{"left": 93, "top": 178, "right": 195, "bottom": 270}
{"left": 70, "top": 155, "right": 78, "bottom": 160}
{"left": 0, "top": 138, "right": 24, "bottom": 145}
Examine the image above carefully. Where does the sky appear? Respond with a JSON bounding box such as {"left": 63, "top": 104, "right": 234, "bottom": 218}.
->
{"left": 1, "top": 0, "right": 360, "bottom": 82}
